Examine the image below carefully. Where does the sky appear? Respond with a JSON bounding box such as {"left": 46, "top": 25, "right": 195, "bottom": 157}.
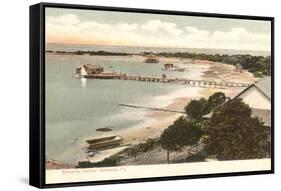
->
{"left": 46, "top": 7, "right": 271, "bottom": 51}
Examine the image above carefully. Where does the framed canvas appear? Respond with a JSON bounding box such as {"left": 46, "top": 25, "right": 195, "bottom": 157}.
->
{"left": 29, "top": 2, "right": 274, "bottom": 188}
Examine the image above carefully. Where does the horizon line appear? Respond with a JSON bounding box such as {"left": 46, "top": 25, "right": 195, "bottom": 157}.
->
{"left": 45, "top": 42, "right": 270, "bottom": 53}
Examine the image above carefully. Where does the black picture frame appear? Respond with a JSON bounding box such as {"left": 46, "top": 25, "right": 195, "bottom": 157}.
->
{"left": 30, "top": 2, "right": 275, "bottom": 189}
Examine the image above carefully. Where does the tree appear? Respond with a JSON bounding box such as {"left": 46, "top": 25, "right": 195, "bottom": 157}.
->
{"left": 185, "top": 98, "right": 208, "bottom": 121}
{"left": 206, "top": 92, "right": 227, "bottom": 111}
{"left": 159, "top": 116, "right": 202, "bottom": 163}
{"left": 204, "top": 98, "right": 268, "bottom": 160}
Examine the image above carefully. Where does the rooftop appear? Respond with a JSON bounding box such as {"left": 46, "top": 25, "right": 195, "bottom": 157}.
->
{"left": 203, "top": 77, "right": 272, "bottom": 122}
{"left": 255, "top": 77, "right": 271, "bottom": 99}
{"left": 233, "top": 76, "right": 271, "bottom": 100}
{"left": 83, "top": 64, "right": 103, "bottom": 69}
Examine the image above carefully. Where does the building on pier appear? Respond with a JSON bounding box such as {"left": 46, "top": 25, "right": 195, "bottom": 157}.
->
{"left": 77, "top": 64, "right": 104, "bottom": 76}
{"left": 144, "top": 53, "right": 159, "bottom": 63}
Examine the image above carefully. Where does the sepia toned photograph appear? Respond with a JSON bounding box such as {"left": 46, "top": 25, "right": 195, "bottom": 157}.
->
{"left": 42, "top": 5, "right": 273, "bottom": 185}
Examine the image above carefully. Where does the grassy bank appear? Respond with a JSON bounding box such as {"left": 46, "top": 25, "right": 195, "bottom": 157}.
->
{"left": 77, "top": 138, "right": 205, "bottom": 168}
{"left": 78, "top": 139, "right": 159, "bottom": 168}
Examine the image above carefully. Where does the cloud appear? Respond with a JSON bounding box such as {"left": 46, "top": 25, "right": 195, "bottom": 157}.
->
{"left": 117, "top": 23, "right": 138, "bottom": 31}
{"left": 46, "top": 14, "right": 270, "bottom": 51}
{"left": 141, "top": 20, "right": 183, "bottom": 35}
{"left": 185, "top": 26, "right": 198, "bottom": 33}
{"left": 46, "top": 14, "right": 80, "bottom": 25}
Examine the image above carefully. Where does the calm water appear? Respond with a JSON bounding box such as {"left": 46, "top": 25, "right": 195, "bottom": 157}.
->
{"left": 46, "top": 43, "right": 269, "bottom": 164}
{"left": 45, "top": 45, "right": 215, "bottom": 163}
{"left": 46, "top": 53, "right": 207, "bottom": 163}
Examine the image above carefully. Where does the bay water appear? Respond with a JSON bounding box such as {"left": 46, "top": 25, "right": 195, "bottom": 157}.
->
{"left": 45, "top": 43, "right": 255, "bottom": 163}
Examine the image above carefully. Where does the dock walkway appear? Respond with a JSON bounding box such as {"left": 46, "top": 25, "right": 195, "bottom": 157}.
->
{"left": 83, "top": 73, "right": 250, "bottom": 88}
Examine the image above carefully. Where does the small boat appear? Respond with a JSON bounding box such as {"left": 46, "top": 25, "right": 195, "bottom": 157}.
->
{"left": 175, "top": 67, "right": 185, "bottom": 72}
{"left": 96, "top": 127, "right": 113, "bottom": 132}
{"left": 88, "top": 152, "right": 95, "bottom": 157}
{"left": 86, "top": 135, "right": 123, "bottom": 150}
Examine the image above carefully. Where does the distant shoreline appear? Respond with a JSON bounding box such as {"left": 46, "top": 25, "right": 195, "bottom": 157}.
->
{"left": 46, "top": 50, "right": 133, "bottom": 56}
{"left": 46, "top": 42, "right": 270, "bottom": 56}
{"left": 46, "top": 50, "right": 271, "bottom": 77}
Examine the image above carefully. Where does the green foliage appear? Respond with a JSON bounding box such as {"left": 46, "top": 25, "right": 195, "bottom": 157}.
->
{"left": 160, "top": 116, "right": 202, "bottom": 163}
{"left": 89, "top": 50, "right": 130, "bottom": 56}
{"left": 77, "top": 161, "right": 93, "bottom": 168}
{"left": 207, "top": 92, "right": 227, "bottom": 111}
{"left": 254, "top": 71, "right": 264, "bottom": 78}
{"left": 185, "top": 92, "right": 227, "bottom": 122}
{"left": 185, "top": 98, "right": 208, "bottom": 121}
{"left": 157, "top": 52, "right": 271, "bottom": 76}
{"left": 78, "top": 154, "right": 124, "bottom": 168}
{"left": 122, "top": 139, "right": 159, "bottom": 157}
{"left": 204, "top": 98, "right": 268, "bottom": 160}
{"left": 185, "top": 153, "right": 206, "bottom": 163}
{"left": 77, "top": 139, "right": 159, "bottom": 168}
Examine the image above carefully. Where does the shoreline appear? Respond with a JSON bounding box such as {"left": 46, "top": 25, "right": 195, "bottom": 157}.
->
{"left": 45, "top": 54, "right": 257, "bottom": 168}
{"left": 83, "top": 60, "right": 255, "bottom": 165}
{"left": 112, "top": 60, "right": 255, "bottom": 145}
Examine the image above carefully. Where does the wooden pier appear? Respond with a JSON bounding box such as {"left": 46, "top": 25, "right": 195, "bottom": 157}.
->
{"left": 83, "top": 73, "right": 250, "bottom": 88}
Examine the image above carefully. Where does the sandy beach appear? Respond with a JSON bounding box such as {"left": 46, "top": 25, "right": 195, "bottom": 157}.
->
{"left": 45, "top": 55, "right": 257, "bottom": 169}
{"left": 84, "top": 59, "right": 256, "bottom": 164}
{"left": 118, "top": 60, "right": 255, "bottom": 144}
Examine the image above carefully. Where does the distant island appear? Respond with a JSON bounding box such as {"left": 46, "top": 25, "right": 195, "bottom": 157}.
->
{"left": 46, "top": 50, "right": 131, "bottom": 56}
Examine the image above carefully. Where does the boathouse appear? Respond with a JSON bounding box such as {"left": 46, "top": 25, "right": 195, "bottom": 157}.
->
{"left": 145, "top": 53, "right": 159, "bottom": 63}
{"left": 79, "top": 64, "right": 104, "bottom": 76}
{"left": 164, "top": 63, "right": 174, "bottom": 70}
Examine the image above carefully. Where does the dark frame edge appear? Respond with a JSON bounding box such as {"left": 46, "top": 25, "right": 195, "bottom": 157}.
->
{"left": 270, "top": 17, "right": 275, "bottom": 173}
{"left": 29, "top": 2, "right": 274, "bottom": 189}
{"left": 29, "top": 3, "right": 45, "bottom": 189}
{"left": 41, "top": 2, "right": 274, "bottom": 20}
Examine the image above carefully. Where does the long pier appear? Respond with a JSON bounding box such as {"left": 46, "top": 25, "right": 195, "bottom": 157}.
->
{"left": 83, "top": 73, "right": 251, "bottom": 88}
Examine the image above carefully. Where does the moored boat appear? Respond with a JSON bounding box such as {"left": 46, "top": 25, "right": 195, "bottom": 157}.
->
{"left": 86, "top": 135, "right": 123, "bottom": 150}
{"left": 96, "top": 127, "right": 113, "bottom": 132}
